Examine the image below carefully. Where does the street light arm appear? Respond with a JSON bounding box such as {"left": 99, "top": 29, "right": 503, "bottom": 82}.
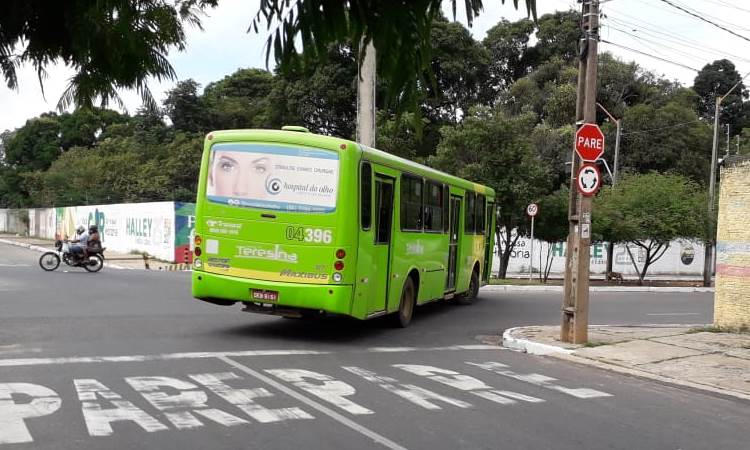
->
{"left": 719, "top": 70, "right": 750, "bottom": 103}
{"left": 596, "top": 102, "right": 619, "bottom": 124}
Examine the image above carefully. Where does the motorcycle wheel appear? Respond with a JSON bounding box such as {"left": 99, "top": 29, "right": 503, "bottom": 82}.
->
{"left": 39, "top": 252, "right": 60, "bottom": 271}
{"left": 84, "top": 254, "right": 104, "bottom": 273}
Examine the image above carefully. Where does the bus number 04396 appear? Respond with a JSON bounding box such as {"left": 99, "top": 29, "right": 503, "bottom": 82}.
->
{"left": 285, "top": 226, "right": 333, "bottom": 244}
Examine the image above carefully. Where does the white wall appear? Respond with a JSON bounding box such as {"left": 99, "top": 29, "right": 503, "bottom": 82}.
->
{"left": 497, "top": 236, "right": 704, "bottom": 277}
{"left": 56, "top": 202, "right": 176, "bottom": 261}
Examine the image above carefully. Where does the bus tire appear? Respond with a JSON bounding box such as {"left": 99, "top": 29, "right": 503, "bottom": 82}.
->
{"left": 392, "top": 277, "right": 416, "bottom": 328}
{"left": 457, "top": 269, "right": 479, "bottom": 305}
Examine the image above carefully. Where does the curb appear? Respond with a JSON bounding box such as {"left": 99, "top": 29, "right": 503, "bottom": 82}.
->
{"left": 503, "top": 325, "right": 750, "bottom": 402}
{"left": 483, "top": 284, "right": 713, "bottom": 293}
{"left": 502, "top": 327, "right": 575, "bottom": 356}
{"left": 0, "top": 237, "right": 131, "bottom": 270}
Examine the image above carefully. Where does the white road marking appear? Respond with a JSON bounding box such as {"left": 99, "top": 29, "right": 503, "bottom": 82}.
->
{"left": 189, "top": 372, "right": 313, "bottom": 423}
{"left": 0, "top": 345, "right": 502, "bottom": 368}
{"left": 467, "top": 362, "right": 612, "bottom": 399}
{"left": 266, "top": 369, "right": 374, "bottom": 415}
{"left": 0, "top": 264, "right": 30, "bottom": 267}
{"left": 219, "top": 356, "right": 409, "bottom": 450}
{"left": 646, "top": 313, "right": 701, "bottom": 316}
{"left": 343, "top": 366, "right": 472, "bottom": 410}
{"left": 74, "top": 379, "right": 168, "bottom": 436}
{"left": 393, "top": 364, "right": 544, "bottom": 405}
{"left": 125, "top": 376, "right": 248, "bottom": 429}
{"left": 0, "top": 383, "right": 62, "bottom": 444}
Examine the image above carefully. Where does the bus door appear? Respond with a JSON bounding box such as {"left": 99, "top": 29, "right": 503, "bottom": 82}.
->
{"left": 483, "top": 202, "right": 495, "bottom": 282}
{"left": 446, "top": 195, "right": 461, "bottom": 291}
{"left": 368, "top": 175, "right": 395, "bottom": 313}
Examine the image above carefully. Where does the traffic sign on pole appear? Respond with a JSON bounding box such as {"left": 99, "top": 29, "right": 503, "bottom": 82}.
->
{"left": 576, "top": 163, "right": 601, "bottom": 196}
{"left": 526, "top": 203, "right": 539, "bottom": 217}
{"left": 575, "top": 123, "right": 605, "bottom": 162}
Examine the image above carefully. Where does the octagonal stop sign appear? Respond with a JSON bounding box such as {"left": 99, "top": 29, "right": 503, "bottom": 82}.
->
{"left": 575, "top": 123, "right": 605, "bottom": 162}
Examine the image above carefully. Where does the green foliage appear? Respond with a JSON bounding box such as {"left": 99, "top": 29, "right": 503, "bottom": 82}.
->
{"left": 693, "top": 59, "right": 747, "bottom": 134}
{"left": 1, "top": 0, "right": 218, "bottom": 110}
{"left": 251, "top": 0, "right": 536, "bottom": 118}
{"left": 594, "top": 173, "right": 706, "bottom": 283}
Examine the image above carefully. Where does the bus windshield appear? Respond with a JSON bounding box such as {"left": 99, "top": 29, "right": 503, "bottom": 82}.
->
{"left": 206, "top": 142, "right": 339, "bottom": 213}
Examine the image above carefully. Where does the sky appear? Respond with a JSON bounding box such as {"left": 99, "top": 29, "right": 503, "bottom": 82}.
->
{"left": 2, "top": 0, "right": 750, "bottom": 132}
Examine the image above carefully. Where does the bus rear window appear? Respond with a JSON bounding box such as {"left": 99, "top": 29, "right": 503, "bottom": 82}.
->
{"left": 206, "top": 143, "right": 339, "bottom": 212}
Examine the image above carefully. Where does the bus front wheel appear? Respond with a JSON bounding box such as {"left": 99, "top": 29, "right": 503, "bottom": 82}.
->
{"left": 393, "top": 277, "right": 416, "bottom": 328}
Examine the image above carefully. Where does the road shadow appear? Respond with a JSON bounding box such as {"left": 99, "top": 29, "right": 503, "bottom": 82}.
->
{"left": 218, "top": 295, "right": 486, "bottom": 345}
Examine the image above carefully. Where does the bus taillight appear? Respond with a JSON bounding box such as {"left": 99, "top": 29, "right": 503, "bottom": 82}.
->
{"left": 334, "top": 261, "right": 344, "bottom": 271}
{"left": 194, "top": 247, "right": 202, "bottom": 257}
{"left": 194, "top": 235, "right": 202, "bottom": 246}
{"left": 336, "top": 249, "right": 346, "bottom": 259}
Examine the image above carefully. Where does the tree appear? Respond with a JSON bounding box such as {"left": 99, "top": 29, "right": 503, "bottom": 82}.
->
{"left": 533, "top": 186, "right": 569, "bottom": 282}
{"left": 163, "top": 80, "right": 207, "bottom": 133}
{"left": 594, "top": 173, "right": 706, "bottom": 285}
{"left": 253, "top": 0, "right": 536, "bottom": 113}
{"left": 2, "top": 0, "right": 218, "bottom": 110}
{"left": 430, "top": 107, "right": 551, "bottom": 278}
{"left": 693, "top": 59, "right": 747, "bottom": 135}
{"left": 533, "top": 10, "right": 580, "bottom": 64}
{"left": 482, "top": 18, "right": 536, "bottom": 96}
{"left": 203, "top": 68, "right": 277, "bottom": 130}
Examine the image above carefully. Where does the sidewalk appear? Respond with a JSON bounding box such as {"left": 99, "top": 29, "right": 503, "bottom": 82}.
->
{"left": 0, "top": 234, "right": 183, "bottom": 270}
{"left": 504, "top": 324, "right": 750, "bottom": 401}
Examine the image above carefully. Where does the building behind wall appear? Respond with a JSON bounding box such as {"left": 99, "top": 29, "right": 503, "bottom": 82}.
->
{"left": 715, "top": 155, "right": 750, "bottom": 331}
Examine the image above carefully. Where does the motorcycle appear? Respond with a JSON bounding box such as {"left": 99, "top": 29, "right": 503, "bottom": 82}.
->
{"left": 38, "top": 240, "right": 105, "bottom": 273}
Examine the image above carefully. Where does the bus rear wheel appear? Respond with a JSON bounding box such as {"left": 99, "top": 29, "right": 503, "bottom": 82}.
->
{"left": 457, "top": 269, "right": 479, "bottom": 305}
{"left": 392, "top": 277, "right": 416, "bottom": 328}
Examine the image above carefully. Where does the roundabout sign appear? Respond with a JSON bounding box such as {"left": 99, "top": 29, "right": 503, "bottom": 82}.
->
{"left": 576, "top": 163, "right": 601, "bottom": 196}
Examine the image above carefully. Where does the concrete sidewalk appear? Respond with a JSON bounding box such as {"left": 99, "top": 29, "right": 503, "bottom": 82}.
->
{"left": 0, "top": 234, "right": 183, "bottom": 270}
{"left": 504, "top": 324, "right": 750, "bottom": 401}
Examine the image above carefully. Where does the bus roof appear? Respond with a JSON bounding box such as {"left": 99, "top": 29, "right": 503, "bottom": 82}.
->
{"left": 207, "top": 128, "right": 495, "bottom": 198}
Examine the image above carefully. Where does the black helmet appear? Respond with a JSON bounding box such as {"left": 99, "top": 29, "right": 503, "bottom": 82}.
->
{"left": 89, "top": 224, "right": 98, "bottom": 233}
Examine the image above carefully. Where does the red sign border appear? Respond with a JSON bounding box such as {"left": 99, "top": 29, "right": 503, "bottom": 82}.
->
{"left": 576, "top": 163, "right": 601, "bottom": 197}
{"left": 526, "top": 203, "right": 539, "bottom": 217}
{"left": 575, "top": 123, "right": 605, "bottom": 162}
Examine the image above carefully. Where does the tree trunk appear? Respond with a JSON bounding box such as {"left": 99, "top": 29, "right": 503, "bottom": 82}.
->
{"left": 496, "top": 226, "right": 519, "bottom": 279}
{"left": 606, "top": 241, "right": 615, "bottom": 280}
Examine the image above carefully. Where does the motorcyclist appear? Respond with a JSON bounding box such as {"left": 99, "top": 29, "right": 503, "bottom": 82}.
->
{"left": 87, "top": 224, "right": 101, "bottom": 255}
{"left": 69, "top": 225, "right": 89, "bottom": 260}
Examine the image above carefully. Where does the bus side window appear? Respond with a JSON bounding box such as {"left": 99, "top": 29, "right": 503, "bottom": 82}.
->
{"left": 476, "top": 194, "right": 485, "bottom": 235}
{"left": 464, "top": 191, "right": 475, "bottom": 234}
{"left": 424, "top": 180, "right": 443, "bottom": 232}
{"left": 400, "top": 174, "right": 423, "bottom": 231}
{"left": 361, "top": 162, "right": 372, "bottom": 230}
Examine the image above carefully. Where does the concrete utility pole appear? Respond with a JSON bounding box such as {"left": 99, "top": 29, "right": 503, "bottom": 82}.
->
{"left": 356, "top": 40, "right": 377, "bottom": 148}
{"left": 704, "top": 71, "right": 750, "bottom": 287}
{"left": 562, "top": 0, "right": 599, "bottom": 344}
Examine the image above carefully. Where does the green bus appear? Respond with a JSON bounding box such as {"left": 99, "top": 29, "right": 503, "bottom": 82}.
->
{"left": 191, "top": 127, "right": 496, "bottom": 327}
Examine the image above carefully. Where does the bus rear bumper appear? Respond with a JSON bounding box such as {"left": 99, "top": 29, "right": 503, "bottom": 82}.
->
{"left": 192, "top": 271, "right": 355, "bottom": 317}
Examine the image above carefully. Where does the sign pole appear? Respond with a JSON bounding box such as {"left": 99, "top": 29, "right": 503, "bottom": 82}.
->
{"left": 529, "top": 215, "right": 535, "bottom": 281}
{"left": 562, "top": 0, "right": 600, "bottom": 344}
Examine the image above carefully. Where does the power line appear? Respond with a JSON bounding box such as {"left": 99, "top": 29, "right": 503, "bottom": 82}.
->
{"left": 657, "top": 0, "right": 750, "bottom": 43}
{"left": 709, "top": 0, "right": 750, "bottom": 14}
{"left": 605, "top": 15, "right": 750, "bottom": 65}
{"left": 600, "top": 39, "right": 701, "bottom": 72}
{"left": 604, "top": 23, "right": 710, "bottom": 66}
{"left": 668, "top": 0, "right": 750, "bottom": 34}
{"left": 621, "top": 120, "right": 706, "bottom": 136}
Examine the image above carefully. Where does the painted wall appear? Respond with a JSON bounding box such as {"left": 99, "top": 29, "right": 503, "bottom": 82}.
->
{"left": 715, "top": 156, "right": 750, "bottom": 330}
{"left": 2, "top": 202, "right": 196, "bottom": 262}
{"left": 495, "top": 234, "right": 704, "bottom": 277}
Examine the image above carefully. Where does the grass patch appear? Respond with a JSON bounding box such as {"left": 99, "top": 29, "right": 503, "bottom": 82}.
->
{"left": 489, "top": 278, "right": 545, "bottom": 286}
{"left": 687, "top": 325, "right": 750, "bottom": 334}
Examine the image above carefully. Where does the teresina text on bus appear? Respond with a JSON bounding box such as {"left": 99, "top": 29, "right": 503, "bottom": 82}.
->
{"left": 235, "top": 244, "right": 298, "bottom": 263}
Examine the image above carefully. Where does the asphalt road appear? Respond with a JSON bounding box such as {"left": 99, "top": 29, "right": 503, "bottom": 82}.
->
{"left": 1, "top": 243, "right": 747, "bottom": 450}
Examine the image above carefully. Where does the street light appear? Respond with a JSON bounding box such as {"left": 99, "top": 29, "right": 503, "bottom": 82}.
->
{"left": 704, "top": 70, "right": 750, "bottom": 287}
{"left": 596, "top": 102, "right": 621, "bottom": 185}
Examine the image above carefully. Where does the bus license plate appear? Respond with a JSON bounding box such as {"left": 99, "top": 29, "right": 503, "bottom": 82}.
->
{"left": 251, "top": 289, "right": 278, "bottom": 302}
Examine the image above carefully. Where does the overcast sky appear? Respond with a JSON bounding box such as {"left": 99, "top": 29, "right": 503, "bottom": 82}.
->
{"left": 2, "top": 0, "right": 749, "bottom": 132}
